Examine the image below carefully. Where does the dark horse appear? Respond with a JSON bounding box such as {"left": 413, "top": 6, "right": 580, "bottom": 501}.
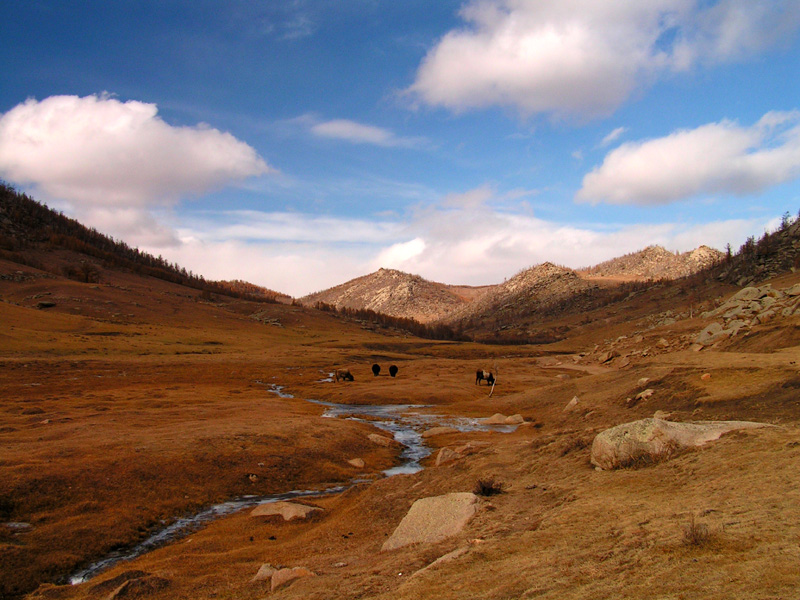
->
{"left": 476, "top": 369, "right": 495, "bottom": 386}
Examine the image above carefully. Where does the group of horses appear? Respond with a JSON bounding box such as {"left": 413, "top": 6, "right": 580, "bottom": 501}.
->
{"left": 334, "top": 365, "right": 496, "bottom": 386}
{"left": 333, "top": 364, "right": 398, "bottom": 382}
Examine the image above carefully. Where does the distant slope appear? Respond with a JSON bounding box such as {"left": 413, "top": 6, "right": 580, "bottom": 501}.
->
{"left": 581, "top": 245, "right": 723, "bottom": 280}
{"left": 299, "top": 268, "right": 473, "bottom": 323}
{"left": 0, "top": 183, "right": 281, "bottom": 302}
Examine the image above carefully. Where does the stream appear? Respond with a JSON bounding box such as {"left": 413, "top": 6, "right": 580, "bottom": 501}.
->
{"left": 69, "top": 384, "right": 514, "bottom": 584}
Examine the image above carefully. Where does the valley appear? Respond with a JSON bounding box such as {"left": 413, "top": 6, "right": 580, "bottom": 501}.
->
{"left": 2, "top": 190, "right": 800, "bottom": 599}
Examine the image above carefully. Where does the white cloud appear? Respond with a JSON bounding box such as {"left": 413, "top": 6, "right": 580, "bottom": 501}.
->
{"left": 310, "top": 118, "right": 423, "bottom": 148}
{"left": 140, "top": 187, "right": 768, "bottom": 296}
{"left": 409, "top": 0, "right": 800, "bottom": 118}
{"left": 0, "top": 94, "right": 272, "bottom": 207}
{"left": 577, "top": 111, "right": 800, "bottom": 205}
{"left": 600, "top": 126, "right": 628, "bottom": 147}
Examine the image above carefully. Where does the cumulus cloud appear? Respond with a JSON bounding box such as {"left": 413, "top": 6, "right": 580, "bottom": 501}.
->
{"left": 409, "top": 0, "right": 800, "bottom": 118}
{"left": 0, "top": 94, "right": 272, "bottom": 207}
{"left": 577, "top": 111, "right": 800, "bottom": 205}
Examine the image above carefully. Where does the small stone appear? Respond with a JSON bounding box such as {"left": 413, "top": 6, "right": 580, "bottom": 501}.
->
{"left": 347, "top": 458, "right": 365, "bottom": 468}
{"left": 563, "top": 397, "right": 579, "bottom": 412}
{"left": 700, "top": 373, "right": 711, "bottom": 381}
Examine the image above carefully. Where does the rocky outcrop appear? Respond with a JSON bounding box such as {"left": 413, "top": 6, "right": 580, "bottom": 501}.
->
{"left": 696, "top": 283, "right": 800, "bottom": 347}
{"left": 591, "top": 418, "right": 771, "bottom": 470}
{"left": 582, "top": 245, "right": 723, "bottom": 280}
{"left": 382, "top": 493, "right": 480, "bottom": 551}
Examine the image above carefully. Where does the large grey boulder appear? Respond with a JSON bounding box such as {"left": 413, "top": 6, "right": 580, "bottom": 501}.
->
{"left": 382, "top": 492, "right": 479, "bottom": 551}
{"left": 591, "top": 418, "right": 770, "bottom": 470}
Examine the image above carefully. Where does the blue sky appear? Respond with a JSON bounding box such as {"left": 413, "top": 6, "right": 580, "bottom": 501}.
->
{"left": 1, "top": 1, "right": 800, "bottom": 296}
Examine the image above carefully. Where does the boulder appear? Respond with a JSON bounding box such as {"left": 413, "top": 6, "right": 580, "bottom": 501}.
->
{"left": 598, "top": 350, "right": 619, "bottom": 364}
{"left": 382, "top": 492, "right": 479, "bottom": 551}
{"left": 270, "top": 567, "right": 315, "bottom": 592}
{"left": 483, "top": 413, "right": 508, "bottom": 425}
{"left": 250, "top": 501, "right": 322, "bottom": 521}
{"left": 422, "top": 426, "right": 459, "bottom": 438}
{"left": 591, "top": 418, "right": 771, "bottom": 470}
{"left": 696, "top": 322, "right": 729, "bottom": 346}
{"left": 732, "top": 286, "right": 766, "bottom": 302}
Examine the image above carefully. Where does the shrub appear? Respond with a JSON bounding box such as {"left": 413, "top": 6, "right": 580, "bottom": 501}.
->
{"left": 682, "top": 515, "right": 711, "bottom": 547}
{"left": 473, "top": 477, "right": 505, "bottom": 496}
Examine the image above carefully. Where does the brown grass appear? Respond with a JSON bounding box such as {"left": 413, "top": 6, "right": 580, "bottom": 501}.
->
{"left": 3, "top": 258, "right": 800, "bottom": 599}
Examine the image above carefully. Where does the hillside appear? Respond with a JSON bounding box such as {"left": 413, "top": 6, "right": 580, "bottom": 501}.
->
{"left": 441, "top": 262, "right": 596, "bottom": 340}
{"left": 300, "top": 268, "right": 472, "bottom": 323}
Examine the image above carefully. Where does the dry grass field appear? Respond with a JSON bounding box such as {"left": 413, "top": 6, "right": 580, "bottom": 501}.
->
{"left": 3, "top": 258, "right": 800, "bottom": 599}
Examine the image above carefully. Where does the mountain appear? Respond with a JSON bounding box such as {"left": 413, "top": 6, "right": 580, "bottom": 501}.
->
{"left": 299, "top": 268, "right": 475, "bottom": 323}
{"left": 581, "top": 245, "right": 724, "bottom": 280}
{"left": 441, "top": 262, "right": 595, "bottom": 333}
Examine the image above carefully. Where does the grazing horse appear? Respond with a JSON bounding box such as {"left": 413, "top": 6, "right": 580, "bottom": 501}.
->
{"left": 334, "top": 369, "right": 354, "bottom": 382}
{"left": 371, "top": 363, "right": 381, "bottom": 377}
{"left": 389, "top": 365, "right": 398, "bottom": 378}
{"left": 476, "top": 369, "right": 495, "bottom": 386}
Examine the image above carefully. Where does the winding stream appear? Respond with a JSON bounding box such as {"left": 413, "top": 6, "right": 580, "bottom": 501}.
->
{"left": 69, "top": 384, "right": 513, "bottom": 584}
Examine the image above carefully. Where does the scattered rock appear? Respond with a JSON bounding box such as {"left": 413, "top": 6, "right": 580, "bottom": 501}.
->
{"left": 421, "top": 426, "right": 459, "bottom": 438}
{"left": 591, "top": 418, "right": 772, "bottom": 470}
{"left": 700, "top": 373, "right": 712, "bottom": 381}
{"left": 435, "top": 447, "right": 461, "bottom": 466}
{"left": 347, "top": 458, "right": 365, "bottom": 468}
{"left": 250, "top": 501, "right": 322, "bottom": 521}
{"left": 635, "top": 388, "right": 654, "bottom": 402}
{"left": 103, "top": 576, "right": 170, "bottom": 600}
{"left": 251, "top": 563, "right": 277, "bottom": 582}
{"left": 270, "top": 567, "right": 315, "bottom": 592}
{"left": 483, "top": 413, "right": 509, "bottom": 425}
{"left": 382, "top": 492, "right": 480, "bottom": 551}
{"left": 653, "top": 410, "right": 672, "bottom": 420}
{"left": 637, "top": 377, "right": 650, "bottom": 387}
{"left": 368, "top": 433, "right": 394, "bottom": 447}
{"left": 597, "top": 350, "right": 619, "bottom": 364}
{"left": 3, "top": 522, "right": 33, "bottom": 532}
{"left": 90, "top": 571, "right": 150, "bottom": 595}
{"left": 410, "top": 547, "right": 470, "bottom": 578}
{"left": 505, "top": 414, "right": 525, "bottom": 424}
{"left": 563, "top": 396, "right": 579, "bottom": 412}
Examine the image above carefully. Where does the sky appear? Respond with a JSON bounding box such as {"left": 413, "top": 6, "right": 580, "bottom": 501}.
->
{"left": 1, "top": 1, "right": 800, "bottom": 297}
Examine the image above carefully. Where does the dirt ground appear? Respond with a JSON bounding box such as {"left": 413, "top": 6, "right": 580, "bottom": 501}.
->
{"left": 3, "top": 264, "right": 800, "bottom": 599}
